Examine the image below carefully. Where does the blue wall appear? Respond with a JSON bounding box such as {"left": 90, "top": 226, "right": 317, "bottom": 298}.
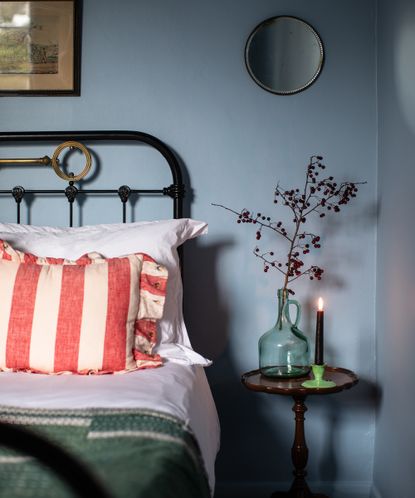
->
{"left": 374, "top": 0, "right": 415, "bottom": 497}
{"left": 0, "top": 1, "right": 378, "bottom": 496}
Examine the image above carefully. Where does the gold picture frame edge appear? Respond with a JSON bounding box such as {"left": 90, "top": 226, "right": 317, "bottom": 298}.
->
{"left": 0, "top": 0, "right": 81, "bottom": 96}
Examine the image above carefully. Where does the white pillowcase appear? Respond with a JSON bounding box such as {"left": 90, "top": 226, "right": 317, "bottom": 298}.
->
{"left": 0, "top": 219, "right": 210, "bottom": 366}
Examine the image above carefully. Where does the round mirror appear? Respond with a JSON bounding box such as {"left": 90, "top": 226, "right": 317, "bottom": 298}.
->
{"left": 245, "top": 16, "right": 324, "bottom": 95}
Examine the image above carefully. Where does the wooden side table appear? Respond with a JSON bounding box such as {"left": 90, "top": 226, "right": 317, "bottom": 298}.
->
{"left": 241, "top": 366, "right": 358, "bottom": 498}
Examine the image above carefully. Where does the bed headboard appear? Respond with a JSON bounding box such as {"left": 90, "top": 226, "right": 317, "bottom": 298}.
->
{"left": 0, "top": 130, "right": 185, "bottom": 226}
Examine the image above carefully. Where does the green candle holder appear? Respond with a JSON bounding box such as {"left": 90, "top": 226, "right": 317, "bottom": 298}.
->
{"left": 302, "top": 364, "right": 336, "bottom": 388}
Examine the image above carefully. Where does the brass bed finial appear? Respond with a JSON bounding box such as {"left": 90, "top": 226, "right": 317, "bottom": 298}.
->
{"left": 0, "top": 140, "right": 92, "bottom": 182}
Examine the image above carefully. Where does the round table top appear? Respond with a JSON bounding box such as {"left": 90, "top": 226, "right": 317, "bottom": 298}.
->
{"left": 241, "top": 366, "right": 358, "bottom": 396}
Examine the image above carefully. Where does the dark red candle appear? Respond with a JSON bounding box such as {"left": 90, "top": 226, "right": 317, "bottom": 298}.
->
{"left": 315, "top": 297, "right": 324, "bottom": 365}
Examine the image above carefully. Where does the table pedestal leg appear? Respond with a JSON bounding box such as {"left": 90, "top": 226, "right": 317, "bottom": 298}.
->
{"left": 271, "top": 396, "right": 329, "bottom": 498}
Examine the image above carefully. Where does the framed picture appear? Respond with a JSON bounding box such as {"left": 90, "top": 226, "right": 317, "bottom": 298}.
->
{"left": 0, "top": 0, "right": 81, "bottom": 96}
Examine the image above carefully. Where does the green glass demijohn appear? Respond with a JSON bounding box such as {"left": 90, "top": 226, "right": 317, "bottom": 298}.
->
{"left": 259, "top": 288, "right": 310, "bottom": 378}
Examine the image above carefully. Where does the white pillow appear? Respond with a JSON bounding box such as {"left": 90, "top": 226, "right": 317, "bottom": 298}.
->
{"left": 0, "top": 219, "right": 210, "bottom": 366}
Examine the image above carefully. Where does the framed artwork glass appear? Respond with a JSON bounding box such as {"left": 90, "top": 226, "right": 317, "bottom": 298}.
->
{"left": 0, "top": 0, "right": 81, "bottom": 96}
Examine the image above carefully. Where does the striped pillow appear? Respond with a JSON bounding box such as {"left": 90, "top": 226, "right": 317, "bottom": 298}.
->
{"left": 0, "top": 240, "right": 167, "bottom": 374}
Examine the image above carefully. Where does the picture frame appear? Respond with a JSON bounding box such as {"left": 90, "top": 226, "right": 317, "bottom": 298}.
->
{"left": 0, "top": 0, "right": 81, "bottom": 96}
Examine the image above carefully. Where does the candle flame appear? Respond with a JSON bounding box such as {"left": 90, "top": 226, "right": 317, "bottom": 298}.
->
{"left": 318, "top": 297, "right": 324, "bottom": 311}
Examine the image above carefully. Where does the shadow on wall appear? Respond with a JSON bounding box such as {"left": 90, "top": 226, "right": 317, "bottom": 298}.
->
{"left": 183, "top": 239, "right": 231, "bottom": 359}
{"left": 177, "top": 148, "right": 381, "bottom": 497}
{"left": 183, "top": 238, "right": 291, "bottom": 495}
{"left": 395, "top": 3, "right": 415, "bottom": 136}
{"left": 310, "top": 379, "right": 381, "bottom": 498}
{"left": 177, "top": 149, "right": 287, "bottom": 493}
{"left": 183, "top": 238, "right": 382, "bottom": 498}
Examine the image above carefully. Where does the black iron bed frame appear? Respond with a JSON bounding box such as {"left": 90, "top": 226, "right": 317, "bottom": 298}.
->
{"left": 0, "top": 130, "right": 185, "bottom": 226}
{"left": 0, "top": 130, "right": 186, "bottom": 497}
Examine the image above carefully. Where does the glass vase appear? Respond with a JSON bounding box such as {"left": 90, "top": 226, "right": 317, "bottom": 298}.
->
{"left": 258, "top": 288, "right": 310, "bottom": 378}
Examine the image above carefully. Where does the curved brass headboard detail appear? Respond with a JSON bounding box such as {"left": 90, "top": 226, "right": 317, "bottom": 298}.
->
{"left": 51, "top": 141, "right": 92, "bottom": 182}
{"left": 0, "top": 140, "right": 92, "bottom": 182}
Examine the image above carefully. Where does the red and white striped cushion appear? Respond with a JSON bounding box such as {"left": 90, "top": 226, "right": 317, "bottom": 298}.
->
{"left": 0, "top": 240, "right": 167, "bottom": 374}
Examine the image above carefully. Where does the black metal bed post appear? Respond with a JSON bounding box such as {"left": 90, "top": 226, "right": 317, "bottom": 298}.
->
{"left": 11, "top": 186, "right": 25, "bottom": 224}
{"left": 118, "top": 185, "right": 131, "bottom": 223}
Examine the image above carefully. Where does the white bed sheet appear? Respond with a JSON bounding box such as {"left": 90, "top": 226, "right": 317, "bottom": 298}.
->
{"left": 0, "top": 361, "right": 220, "bottom": 493}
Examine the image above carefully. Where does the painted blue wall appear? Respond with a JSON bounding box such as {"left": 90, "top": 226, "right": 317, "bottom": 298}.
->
{"left": 0, "top": 1, "right": 378, "bottom": 496}
{"left": 374, "top": 0, "right": 415, "bottom": 497}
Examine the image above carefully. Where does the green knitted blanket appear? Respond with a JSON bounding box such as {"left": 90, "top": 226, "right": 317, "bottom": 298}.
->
{"left": 0, "top": 407, "right": 210, "bottom": 498}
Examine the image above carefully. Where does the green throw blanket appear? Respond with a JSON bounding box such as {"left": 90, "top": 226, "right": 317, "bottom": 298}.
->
{"left": 0, "top": 407, "right": 211, "bottom": 498}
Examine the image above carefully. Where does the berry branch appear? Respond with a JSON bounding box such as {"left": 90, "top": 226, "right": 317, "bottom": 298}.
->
{"left": 213, "top": 155, "right": 365, "bottom": 295}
